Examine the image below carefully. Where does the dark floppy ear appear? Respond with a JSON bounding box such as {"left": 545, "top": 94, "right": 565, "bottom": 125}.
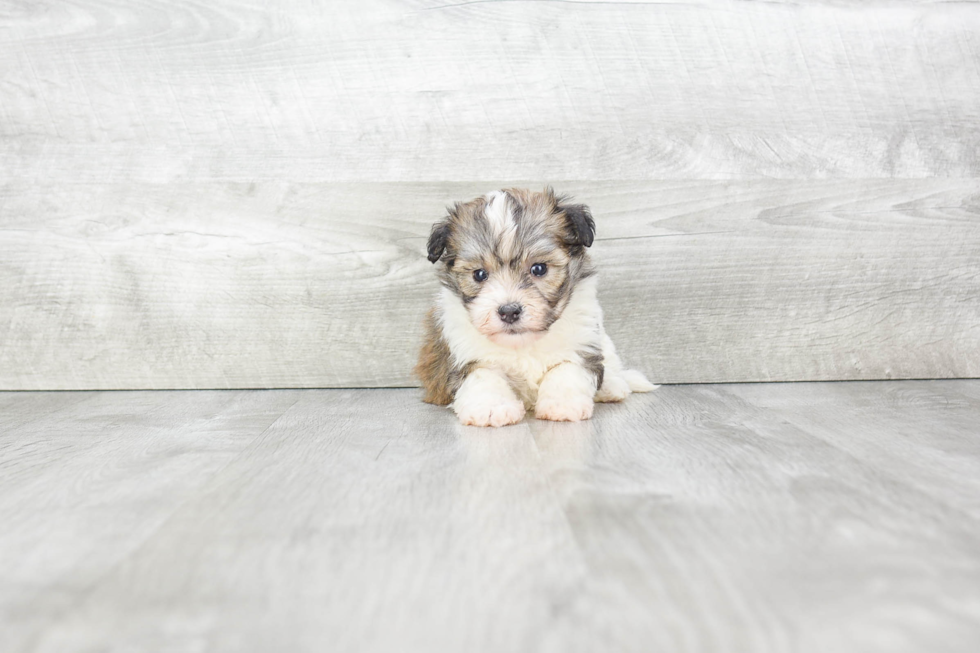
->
{"left": 426, "top": 221, "right": 452, "bottom": 263}
{"left": 558, "top": 201, "right": 596, "bottom": 248}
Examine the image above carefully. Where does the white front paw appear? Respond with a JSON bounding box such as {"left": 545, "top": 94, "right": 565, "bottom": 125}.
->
{"left": 535, "top": 393, "right": 594, "bottom": 422}
{"left": 455, "top": 396, "right": 526, "bottom": 427}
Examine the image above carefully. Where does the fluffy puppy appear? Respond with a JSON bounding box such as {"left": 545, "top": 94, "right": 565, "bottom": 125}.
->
{"left": 416, "top": 188, "right": 655, "bottom": 427}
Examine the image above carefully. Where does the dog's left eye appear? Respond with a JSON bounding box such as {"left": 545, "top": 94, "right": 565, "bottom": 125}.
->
{"left": 530, "top": 263, "right": 548, "bottom": 277}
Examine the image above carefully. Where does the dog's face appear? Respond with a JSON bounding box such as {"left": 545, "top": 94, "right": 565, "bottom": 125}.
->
{"left": 427, "top": 188, "right": 596, "bottom": 348}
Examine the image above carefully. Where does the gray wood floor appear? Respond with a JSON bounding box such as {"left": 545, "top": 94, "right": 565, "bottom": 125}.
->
{"left": 2, "top": 382, "right": 979, "bottom": 652}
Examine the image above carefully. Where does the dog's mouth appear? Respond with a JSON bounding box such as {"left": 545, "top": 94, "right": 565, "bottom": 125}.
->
{"left": 470, "top": 307, "right": 548, "bottom": 347}
{"left": 487, "top": 327, "right": 545, "bottom": 348}
{"left": 498, "top": 321, "right": 548, "bottom": 337}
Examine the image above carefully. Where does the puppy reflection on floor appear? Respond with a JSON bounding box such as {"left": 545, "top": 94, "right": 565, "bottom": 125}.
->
{"left": 416, "top": 188, "right": 655, "bottom": 427}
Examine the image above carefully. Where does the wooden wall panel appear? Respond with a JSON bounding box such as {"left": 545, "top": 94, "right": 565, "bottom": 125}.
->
{"left": 2, "top": 1, "right": 978, "bottom": 388}
{"left": 2, "top": 180, "right": 977, "bottom": 389}
{"left": 1, "top": 1, "right": 979, "bottom": 182}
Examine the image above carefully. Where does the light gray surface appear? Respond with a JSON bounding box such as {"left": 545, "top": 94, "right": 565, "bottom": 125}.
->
{"left": 2, "top": 180, "right": 978, "bottom": 389}
{"left": 3, "top": 0, "right": 979, "bottom": 181}
{"left": 1, "top": 382, "right": 979, "bottom": 652}
{"left": 2, "top": 1, "right": 980, "bottom": 390}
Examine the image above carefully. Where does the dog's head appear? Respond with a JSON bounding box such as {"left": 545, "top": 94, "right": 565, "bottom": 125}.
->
{"left": 426, "top": 188, "right": 597, "bottom": 348}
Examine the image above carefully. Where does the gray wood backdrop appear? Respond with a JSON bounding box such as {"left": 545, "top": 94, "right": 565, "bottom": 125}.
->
{"left": 1, "top": 0, "right": 979, "bottom": 389}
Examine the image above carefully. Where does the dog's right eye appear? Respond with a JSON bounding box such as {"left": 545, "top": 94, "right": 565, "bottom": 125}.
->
{"left": 473, "top": 269, "right": 488, "bottom": 282}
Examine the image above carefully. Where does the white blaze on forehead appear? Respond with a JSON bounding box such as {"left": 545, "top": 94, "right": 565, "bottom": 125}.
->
{"left": 484, "top": 190, "right": 518, "bottom": 255}
{"left": 483, "top": 191, "right": 510, "bottom": 232}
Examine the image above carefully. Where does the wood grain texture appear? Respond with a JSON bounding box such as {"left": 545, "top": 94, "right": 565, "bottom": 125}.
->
{"left": 532, "top": 381, "right": 980, "bottom": 652}
{"left": 726, "top": 381, "right": 980, "bottom": 518}
{"left": 1, "top": 0, "right": 979, "bottom": 181}
{"left": 2, "top": 180, "right": 978, "bottom": 389}
{"left": 3, "top": 0, "right": 979, "bottom": 388}
{"left": 0, "top": 389, "right": 302, "bottom": 653}
{"left": 2, "top": 382, "right": 979, "bottom": 652}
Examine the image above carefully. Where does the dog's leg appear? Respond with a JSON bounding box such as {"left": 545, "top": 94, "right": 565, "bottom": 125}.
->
{"left": 595, "top": 333, "right": 631, "bottom": 402}
{"left": 535, "top": 362, "right": 596, "bottom": 422}
{"left": 594, "top": 331, "right": 657, "bottom": 402}
{"left": 452, "top": 367, "right": 526, "bottom": 427}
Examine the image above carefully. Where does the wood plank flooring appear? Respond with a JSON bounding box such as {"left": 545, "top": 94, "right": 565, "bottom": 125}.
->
{"left": 1, "top": 382, "right": 979, "bottom": 652}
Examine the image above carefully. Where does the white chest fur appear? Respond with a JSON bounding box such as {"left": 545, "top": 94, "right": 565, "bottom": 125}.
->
{"left": 436, "top": 276, "right": 604, "bottom": 402}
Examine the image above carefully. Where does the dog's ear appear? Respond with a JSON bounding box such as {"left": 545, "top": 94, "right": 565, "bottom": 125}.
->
{"left": 555, "top": 197, "right": 596, "bottom": 248}
{"left": 426, "top": 220, "right": 452, "bottom": 263}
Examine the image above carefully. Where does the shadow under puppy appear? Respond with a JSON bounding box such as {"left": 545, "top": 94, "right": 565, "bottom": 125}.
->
{"left": 416, "top": 188, "right": 655, "bottom": 427}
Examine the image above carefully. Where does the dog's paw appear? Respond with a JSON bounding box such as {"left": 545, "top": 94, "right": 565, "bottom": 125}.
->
{"left": 595, "top": 374, "right": 631, "bottom": 403}
{"left": 455, "top": 396, "right": 526, "bottom": 427}
{"left": 535, "top": 394, "right": 594, "bottom": 422}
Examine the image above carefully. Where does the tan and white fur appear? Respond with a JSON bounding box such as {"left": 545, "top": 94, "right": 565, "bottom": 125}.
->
{"left": 416, "top": 188, "right": 655, "bottom": 427}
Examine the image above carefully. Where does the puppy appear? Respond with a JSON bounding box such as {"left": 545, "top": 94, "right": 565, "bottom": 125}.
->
{"left": 416, "top": 188, "right": 655, "bottom": 427}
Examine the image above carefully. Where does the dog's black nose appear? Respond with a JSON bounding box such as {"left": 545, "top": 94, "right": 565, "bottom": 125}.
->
{"left": 498, "top": 303, "right": 523, "bottom": 324}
